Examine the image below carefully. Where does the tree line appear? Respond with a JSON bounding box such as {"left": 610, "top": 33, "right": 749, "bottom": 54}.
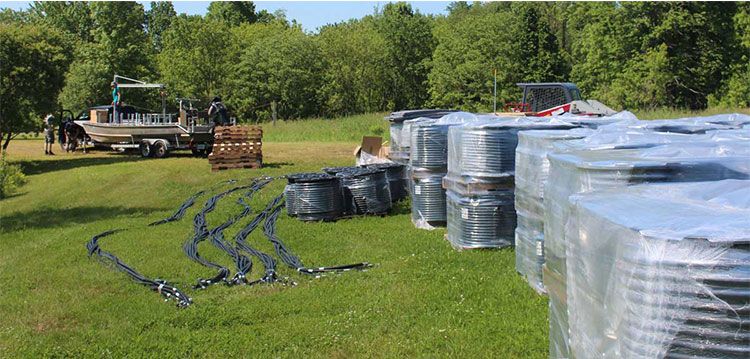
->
{"left": 1, "top": 1, "right": 749, "bottom": 147}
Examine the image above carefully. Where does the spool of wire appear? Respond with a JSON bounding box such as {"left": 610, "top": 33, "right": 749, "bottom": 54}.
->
{"left": 411, "top": 173, "right": 447, "bottom": 226}
{"left": 446, "top": 189, "right": 516, "bottom": 248}
{"left": 364, "top": 163, "right": 408, "bottom": 202}
{"left": 411, "top": 122, "right": 450, "bottom": 171}
{"left": 287, "top": 173, "right": 343, "bottom": 221}
{"left": 336, "top": 168, "right": 391, "bottom": 214}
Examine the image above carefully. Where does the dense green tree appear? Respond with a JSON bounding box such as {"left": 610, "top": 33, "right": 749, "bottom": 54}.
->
{"left": 146, "top": 1, "right": 176, "bottom": 52}
{"left": 710, "top": 3, "right": 750, "bottom": 107}
{"left": 0, "top": 24, "right": 70, "bottom": 151}
{"left": 512, "top": 4, "right": 567, "bottom": 83}
{"left": 428, "top": 3, "right": 516, "bottom": 111}
{"left": 206, "top": 1, "right": 258, "bottom": 26}
{"left": 27, "top": 1, "right": 93, "bottom": 43}
{"left": 232, "top": 23, "right": 323, "bottom": 121}
{"left": 375, "top": 2, "right": 436, "bottom": 110}
{"left": 157, "top": 15, "right": 234, "bottom": 103}
{"left": 59, "top": 2, "right": 154, "bottom": 112}
{"left": 316, "top": 19, "right": 390, "bottom": 115}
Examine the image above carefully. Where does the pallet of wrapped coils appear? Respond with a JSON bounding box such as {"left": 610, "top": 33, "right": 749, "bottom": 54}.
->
{"left": 442, "top": 118, "right": 576, "bottom": 249}
{"left": 285, "top": 173, "right": 343, "bottom": 221}
{"left": 324, "top": 166, "right": 391, "bottom": 216}
{"left": 514, "top": 128, "right": 592, "bottom": 294}
{"left": 564, "top": 180, "right": 750, "bottom": 359}
{"left": 385, "top": 109, "right": 457, "bottom": 164}
{"left": 543, "top": 138, "right": 750, "bottom": 359}
{"left": 364, "top": 162, "right": 408, "bottom": 202}
{"left": 408, "top": 112, "right": 486, "bottom": 229}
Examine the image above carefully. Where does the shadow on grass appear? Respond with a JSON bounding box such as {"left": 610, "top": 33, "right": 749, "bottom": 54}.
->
{"left": 15, "top": 155, "right": 143, "bottom": 176}
{"left": 0, "top": 205, "right": 162, "bottom": 233}
{"left": 262, "top": 161, "right": 293, "bottom": 169}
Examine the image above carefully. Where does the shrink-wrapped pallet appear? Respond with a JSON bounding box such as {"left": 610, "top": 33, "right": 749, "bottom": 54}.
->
{"left": 543, "top": 140, "right": 750, "bottom": 359}
{"left": 514, "top": 128, "right": 593, "bottom": 293}
{"left": 565, "top": 180, "right": 750, "bottom": 359}
{"left": 443, "top": 118, "right": 575, "bottom": 248}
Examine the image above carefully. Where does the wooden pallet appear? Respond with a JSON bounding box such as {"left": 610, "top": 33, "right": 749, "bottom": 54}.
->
{"left": 442, "top": 175, "right": 514, "bottom": 194}
{"left": 210, "top": 125, "right": 263, "bottom": 171}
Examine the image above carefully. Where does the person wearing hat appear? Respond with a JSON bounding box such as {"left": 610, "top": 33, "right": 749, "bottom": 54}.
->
{"left": 111, "top": 81, "right": 121, "bottom": 123}
{"left": 43, "top": 113, "right": 55, "bottom": 155}
{"left": 208, "top": 96, "right": 229, "bottom": 126}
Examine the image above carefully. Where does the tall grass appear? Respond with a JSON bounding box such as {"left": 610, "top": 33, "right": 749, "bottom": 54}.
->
{"left": 260, "top": 112, "right": 390, "bottom": 143}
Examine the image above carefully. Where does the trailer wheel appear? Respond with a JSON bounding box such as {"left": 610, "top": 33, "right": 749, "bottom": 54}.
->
{"left": 139, "top": 141, "right": 152, "bottom": 158}
{"left": 154, "top": 141, "right": 168, "bottom": 158}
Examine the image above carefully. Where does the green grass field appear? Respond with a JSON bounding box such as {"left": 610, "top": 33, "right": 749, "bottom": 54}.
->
{"left": 2, "top": 108, "right": 747, "bottom": 358}
{"left": 0, "top": 134, "right": 546, "bottom": 358}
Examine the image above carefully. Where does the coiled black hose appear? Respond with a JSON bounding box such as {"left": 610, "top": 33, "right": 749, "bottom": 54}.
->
{"left": 86, "top": 229, "right": 192, "bottom": 308}
{"left": 287, "top": 173, "right": 343, "bottom": 221}
{"left": 364, "top": 163, "right": 408, "bottom": 202}
{"left": 411, "top": 122, "right": 450, "bottom": 171}
{"left": 208, "top": 177, "right": 275, "bottom": 285}
{"left": 148, "top": 179, "right": 238, "bottom": 226}
{"left": 336, "top": 168, "right": 391, "bottom": 214}
{"left": 183, "top": 182, "right": 257, "bottom": 289}
{"left": 261, "top": 197, "right": 373, "bottom": 277}
{"left": 234, "top": 192, "right": 292, "bottom": 285}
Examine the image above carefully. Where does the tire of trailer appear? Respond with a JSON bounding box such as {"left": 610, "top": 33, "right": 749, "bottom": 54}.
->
{"left": 139, "top": 141, "right": 152, "bottom": 158}
{"left": 154, "top": 141, "right": 168, "bottom": 158}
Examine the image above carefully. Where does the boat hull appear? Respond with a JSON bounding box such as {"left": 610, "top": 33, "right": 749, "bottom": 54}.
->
{"left": 78, "top": 121, "right": 213, "bottom": 145}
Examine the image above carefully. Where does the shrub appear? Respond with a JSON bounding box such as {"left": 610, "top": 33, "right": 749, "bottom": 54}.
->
{"left": 0, "top": 152, "right": 26, "bottom": 199}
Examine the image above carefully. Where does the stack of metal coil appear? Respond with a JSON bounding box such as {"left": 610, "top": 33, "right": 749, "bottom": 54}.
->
{"left": 333, "top": 167, "right": 392, "bottom": 215}
{"left": 286, "top": 173, "right": 343, "bottom": 221}
{"left": 514, "top": 129, "right": 592, "bottom": 293}
{"left": 445, "top": 120, "right": 575, "bottom": 249}
{"left": 544, "top": 145, "right": 750, "bottom": 359}
{"left": 563, "top": 180, "right": 750, "bottom": 359}
{"left": 385, "top": 109, "right": 457, "bottom": 164}
{"left": 365, "top": 162, "right": 408, "bottom": 202}
{"left": 410, "top": 122, "right": 450, "bottom": 171}
{"left": 446, "top": 189, "right": 516, "bottom": 249}
{"left": 618, "top": 245, "right": 749, "bottom": 359}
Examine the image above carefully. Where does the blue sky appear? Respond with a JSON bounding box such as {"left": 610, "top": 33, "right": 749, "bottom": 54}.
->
{"left": 0, "top": 1, "right": 451, "bottom": 32}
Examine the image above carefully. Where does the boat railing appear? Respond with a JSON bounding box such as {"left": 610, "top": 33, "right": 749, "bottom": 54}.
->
{"left": 109, "top": 112, "right": 175, "bottom": 126}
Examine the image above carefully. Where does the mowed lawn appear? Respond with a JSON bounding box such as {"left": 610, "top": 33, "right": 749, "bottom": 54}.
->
{"left": 0, "top": 115, "right": 547, "bottom": 358}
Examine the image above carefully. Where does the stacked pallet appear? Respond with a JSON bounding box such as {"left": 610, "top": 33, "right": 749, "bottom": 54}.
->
{"left": 208, "top": 126, "right": 262, "bottom": 171}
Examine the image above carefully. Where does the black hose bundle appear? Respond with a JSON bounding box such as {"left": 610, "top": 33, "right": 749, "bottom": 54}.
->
{"left": 286, "top": 173, "right": 343, "bottom": 221}
{"left": 364, "top": 163, "right": 408, "bottom": 202}
{"left": 86, "top": 229, "right": 192, "bottom": 308}
{"left": 148, "top": 179, "right": 238, "bottom": 226}
{"left": 261, "top": 197, "right": 373, "bottom": 277}
{"left": 183, "top": 181, "right": 257, "bottom": 289}
{"left": 234, "top": 192, "right": 291, "bottom": 284}
{"left": 335, "top": 168, "right": 391, "bottom": 215}
{"left": 208, "top": 177, "right": 275, "bottom": 285}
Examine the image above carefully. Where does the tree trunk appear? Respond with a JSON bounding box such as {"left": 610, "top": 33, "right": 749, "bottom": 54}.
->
{"left": 2, "top": 131, "right": 12, "bottom": 152}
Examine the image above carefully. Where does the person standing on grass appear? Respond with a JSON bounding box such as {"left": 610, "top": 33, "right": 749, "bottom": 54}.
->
{"left": 43, "top": 113, "right": 55, "bottom": 155}
{"left": 111, "top": 81, "right": 121, "bottom": 123}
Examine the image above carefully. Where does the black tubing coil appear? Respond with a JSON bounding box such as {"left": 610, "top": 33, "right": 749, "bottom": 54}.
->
{"left": 364, "top": 163, "right": 408, "bottom": 202}
{"left": 286, "top": 173, "right": 343, "bottom": 221}
{"left": 411, "top": 174, "right": 447, "bottom": 224}
{"left": 446, "top": 189, "right": 516, "bottom": 248}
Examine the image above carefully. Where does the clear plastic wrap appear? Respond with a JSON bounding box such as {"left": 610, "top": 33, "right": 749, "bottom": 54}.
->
{"left": 446, "top": 118, "right": 577, "bottom": 182}
{"left": 337, "top": 168, "right": 392, "bottom": 215}
{"left": 514, "top": 211, "right": 545, "bottom": 293}
{"left": 514, "top": 128, "right": 593, "bottom": 294}
{"left": 411, "top": 172, "right": 447, "bottom": 229}
{"left": 543, "top": 141, "right": 750, "bottom": 358}
{"left": 525, "top": 110, "right": 639, "bottom": 129}
{"left": 565, "top": 180, "right": 750, "bottom": 359}
{"left": 445, "top": 189, "right": 516, "bottom": 249}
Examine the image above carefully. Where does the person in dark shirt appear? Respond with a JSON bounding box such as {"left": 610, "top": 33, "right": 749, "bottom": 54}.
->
{"left": 208, "top": 97, "right": 229, "bottom": 126}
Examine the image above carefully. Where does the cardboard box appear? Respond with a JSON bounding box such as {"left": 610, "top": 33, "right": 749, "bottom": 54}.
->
{"left": 90, "top": 109, "right": 108, "bottom": 123}
{"left": 353, "top": 136, "right": 389, "bottom": 165}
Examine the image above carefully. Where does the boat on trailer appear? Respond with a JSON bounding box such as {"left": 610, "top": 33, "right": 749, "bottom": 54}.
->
{"left": 78, "top": 75, "right": 216, "bottom": 158}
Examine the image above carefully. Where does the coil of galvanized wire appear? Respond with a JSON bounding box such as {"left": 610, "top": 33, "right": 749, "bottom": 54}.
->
{"left": 411, "top": 122, "right": 450, "bottom": 171}
{"left": 411, "top": 173, "right": 447, "bottom": 224}
{"left": 364, "top": 163, "right": 408, "bottom": 202}
{"left": 287, "top": 173, "right": 343, "bottom": 221}
{"left": 445, "top": 189, "right": 516, "bottom": 248}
